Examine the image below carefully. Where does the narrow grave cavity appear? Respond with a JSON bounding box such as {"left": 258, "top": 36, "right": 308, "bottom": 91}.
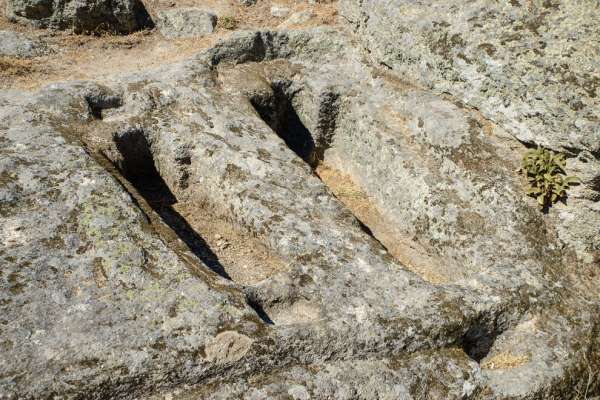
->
{"left": 460, "top": 324, "right": 499, "bottom": 362}
{"left": 248, "top": 82, "right": 449, "bottom": 284}
{"left": 250, "top": 80, "right": 319, "bottom": 167}
{"left": 111, "top": 128, "right": 231, "bottom": 279}
{"left": 315, "top": 166, "right": 451, "bottom": 285}
{"left": 249, "top": 81, "right": 455, "bottom": 285}
{"left": 249, "top": 83, "right": 389, "bottom": 239}
{"left": 107, "top": 127, "right": 287, "bottom": 291}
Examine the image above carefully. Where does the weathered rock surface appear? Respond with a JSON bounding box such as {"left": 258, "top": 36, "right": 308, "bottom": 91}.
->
{"left": 0, "top": 30, "right": 48, "bottom": 58}
{"left": 339, "top": 0, "right": 599, "bottom": 154}
{"left": 0, "top": 10, "right": 599, "bottom": 400}
{"left": 279, "top": 10, "right": 315, "bottom": 28}
{"left": 156, "top": 8, "right": 217, "bottom": 39}
{"left": 270, "top": 4, "right": 290, "bottom": 18}
{"left": 156, "top": 349, "right": 483, "bottom": 399}
{"left": 6, "top": 0, "right": 153, "bottom": 33}
{"left": 0, "top": 83, "right": 263, "bottom": 399}
{"left": 339, "top": 0, "right": 600, "bottom": 268}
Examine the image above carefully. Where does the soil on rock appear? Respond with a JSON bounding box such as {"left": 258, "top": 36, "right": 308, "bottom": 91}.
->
{"left": 0, "top": 0, "right": 338, "bottom": 89}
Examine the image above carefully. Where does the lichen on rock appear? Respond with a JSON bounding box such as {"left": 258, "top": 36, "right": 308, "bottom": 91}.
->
{"left": 0, "top": 2, "right": 599, "bottom": 399}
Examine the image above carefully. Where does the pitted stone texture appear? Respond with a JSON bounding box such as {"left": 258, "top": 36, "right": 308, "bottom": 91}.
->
{"left": 160, "top": 349, "right": 483, "bottom": 399}
{"left": 6, "top": 0, "right": 153, "bottom": 33}
{"left": 156, "top": 8, "right": 217, "bottom": 39}
{"left": 1, "top": 28, "right": 599, "bottom": 399}
{"left": 339, "top": 0, "right": 600, "bottom": 286}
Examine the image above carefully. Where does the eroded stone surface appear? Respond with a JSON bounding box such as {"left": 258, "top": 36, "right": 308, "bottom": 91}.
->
{"left": 156, "top": 8, "right": 217, "bottom": 39}
{"left": 0, "top": 24, "right": 599, "bottom": 400}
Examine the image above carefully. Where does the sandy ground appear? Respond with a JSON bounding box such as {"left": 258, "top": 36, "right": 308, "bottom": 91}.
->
{"left": 0, "top": 0, "right": 338, "bottom": 89}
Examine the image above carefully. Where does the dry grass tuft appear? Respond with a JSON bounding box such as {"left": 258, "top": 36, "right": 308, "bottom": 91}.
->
{"left": 481, "top": 352, "right": 530, "bottom": 369}
{"left": 0, "top": 57, "right": 35, "bottom": 77}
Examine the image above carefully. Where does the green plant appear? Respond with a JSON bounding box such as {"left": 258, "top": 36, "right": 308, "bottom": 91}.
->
{"left": 518, "top": 146, "right": 579, "bottom": 210}
{"left": 219, "top": 16, "right": 238, "bottom": 30}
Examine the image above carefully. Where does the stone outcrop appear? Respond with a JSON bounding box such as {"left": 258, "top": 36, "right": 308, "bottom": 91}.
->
{"left": 6, "top": 0, "right": 153, "bottom": 33}
{"left": 0, "top": 2, "right": 599, "bottom": 399}
{"left": 155, "top": 8, "right": 217, "bottom": 39}
{"left": 339, "top": 0, "right": 600, "bottom": 269}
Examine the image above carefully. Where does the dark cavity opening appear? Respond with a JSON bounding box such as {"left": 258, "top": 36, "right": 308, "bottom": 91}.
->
{"left": 460, "top": 324, "right": 498, "bottom": 362}
{"left": 245, "top": 295, "right": 275, "bottom": 325}
{"left": 112, "top": 128, "right": 231, "bottom": 280}
{"left": 85, "top": 93, "right": 122, "bottom": 120}
{"left": 250, "top": 80, "right": 319, "bottom": 167}
{"left": 249, "top": 82, "right": 390, "bottom": 251}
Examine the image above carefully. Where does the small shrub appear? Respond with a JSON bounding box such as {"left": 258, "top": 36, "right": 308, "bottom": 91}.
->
{"left": 518, "top": 146, "right": 579, "bottom": 210}
{"left": 219, "top": 16, "right": 238, "bottom": 30}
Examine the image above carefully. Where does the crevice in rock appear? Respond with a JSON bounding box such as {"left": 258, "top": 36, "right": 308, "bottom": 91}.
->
{"left": 460, "top": 324, "right": 499, "bottom": 362}
{"left": 249, "top": 79, "right": 340, "bottom": 167}
{"left": 248, "top": 81, "right": 405, "bottom": 267}
{"left": 110, "top": 127, "right": 231, "bottom": 280}
{"left": 250, "top": 80, "right": 320, "bottom": 167}
{"left": 85, "top": 93, "right": 123, "bottom": 120}
{"left": 245, "top": 294, "right": 275, "bottom": 325}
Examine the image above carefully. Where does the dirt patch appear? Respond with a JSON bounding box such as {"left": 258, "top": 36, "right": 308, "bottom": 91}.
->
{"left": 105, "top": 127, "right": 288, "bottom": 287}
{"left": 173, "top": 202, "right": 288, "bottom": 286}
{"left": 0, "top": 29, "right": 220, "bottom": 89}
{"left": 0, "top": 57, "right": 37, "bottom": 78}
{"left": 0, "top": 0, "right": 339, "bottom": 90}
{"left": 146, "top": 0, "right": 338, "bottom": 31}
{"left": 316, "top": 164, "right": 450, "bottom": 284}
{"left": 481, "top": 352, "right": 530, "bottom": 369}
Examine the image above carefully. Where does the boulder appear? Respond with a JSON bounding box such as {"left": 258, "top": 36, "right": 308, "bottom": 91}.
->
{"left": 156, "top": 8, "right": 217, "bottom": 39}
{"left": 6, "top": 0, "right": 153, "bottom": 33}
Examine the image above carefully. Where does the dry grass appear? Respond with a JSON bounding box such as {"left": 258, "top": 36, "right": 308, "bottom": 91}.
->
{"left": 0, "top": 57, "right": 33, "bottom": 75}
{"left": 0, "top": 31, "right": 221, "bottom": 89}
{"left": 573, "top": 354, "right": 600, "bottom": 400}
{"left": 0, "top": 0, "right": 339, "bottom": 90}
{"left": 481, "top": 352, "right": 530, "bottom": 369}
